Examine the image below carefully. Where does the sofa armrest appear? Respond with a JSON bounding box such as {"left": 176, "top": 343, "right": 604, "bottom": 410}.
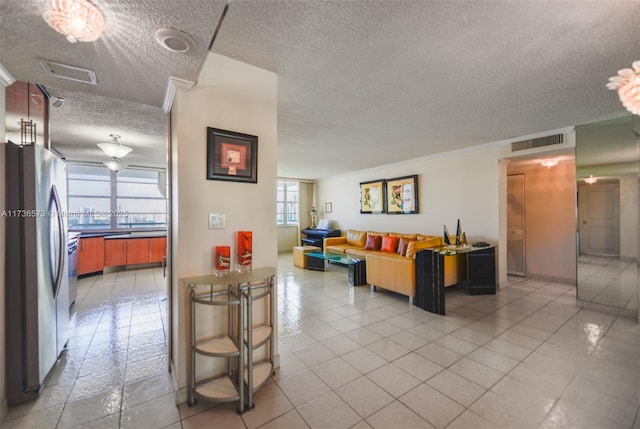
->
{"left": 324, "top": 236, "right": 346, "bottom": 247}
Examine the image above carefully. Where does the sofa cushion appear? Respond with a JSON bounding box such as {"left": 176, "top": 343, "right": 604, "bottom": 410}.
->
{"left": 345, "top": 248, "right": 368, "bottom": 258}
{"left": 364, "top": 234, "right": 382, "bottom": 251}
{"left": 325, "top": 243, "right": 351, "bottom": 254}
{"left": 381, "top": 235, "right": 398, "bottom": 253}
{"left": 397, "top": 237, "right": 412, "bottom": 256}
{"left": 346, "top": 230, "right": 367, "bottom": 247}
{"left": 389, "top": 233, "right": 418, "bottom": 241}
{"left": 406, "top": 237, "right": 443, "bottom": 258}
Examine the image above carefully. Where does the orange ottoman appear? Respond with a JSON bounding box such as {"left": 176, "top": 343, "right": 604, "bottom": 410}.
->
{"left": 293, "top": 246, "right": 321, "bottom": 269}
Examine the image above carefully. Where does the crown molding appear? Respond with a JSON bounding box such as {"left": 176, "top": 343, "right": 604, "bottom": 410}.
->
{"left": 162, "top": 76, "right": 196, "bottom": 113}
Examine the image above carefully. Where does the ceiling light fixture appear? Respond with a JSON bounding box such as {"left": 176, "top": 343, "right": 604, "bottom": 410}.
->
{"left": 155, "top": 28, "right": 196, "bottom": 53}
{"left": 607, "top": 60, "right": 640, "bottom": 116}
{"left": 540, "top": 158, "right": 559, "bottom": 168}
{"left": 51, "top": 96, "right": 65, "bottom": 108}
{"left": 97, "top": 134, "right": 132, "bottom": 159}
{"left": 43, "top": 0, "right": 105, "bottom": 43}
{"left": 102, "top": 159, "right": 127, "bottom": 172}
{"left": 585, "top": 175, "right": 598, "bottom": 185}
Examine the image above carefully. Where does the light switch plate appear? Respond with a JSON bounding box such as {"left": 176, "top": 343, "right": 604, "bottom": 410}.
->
{"left": 208, "top": 213, "right": 226, "bottom": 229}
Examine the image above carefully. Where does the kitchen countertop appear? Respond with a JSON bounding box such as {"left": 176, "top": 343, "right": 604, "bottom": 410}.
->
{"left": 76, "top": 231, "right": 167, "bottom": 239}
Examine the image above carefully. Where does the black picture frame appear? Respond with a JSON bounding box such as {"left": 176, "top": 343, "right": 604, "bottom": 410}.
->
{"left": 360, "top": 179, "right": 385, "bottom": 214}
{"left": 385, "top": 174, "right": 419, "bottom": 214}
{"left": 206, "top": 127, "right": 258, "bottom": 183}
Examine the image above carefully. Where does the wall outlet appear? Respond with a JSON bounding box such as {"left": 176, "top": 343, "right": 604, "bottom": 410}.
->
{"left": 208, "top": 213, "right": 226, "bottom": 229}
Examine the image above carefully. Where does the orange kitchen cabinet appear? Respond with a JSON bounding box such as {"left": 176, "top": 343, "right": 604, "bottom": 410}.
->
{"left": 126, "top": 238, "right": 150, "bottom": 265}
{"left": 148, "top": 237, "right": 167, "bottom": 263}
{"left": 77, "top": 237, "right": 105, "bottom": 275}
{"left": 104, "top": 239, "right": 127, "bottom": 267}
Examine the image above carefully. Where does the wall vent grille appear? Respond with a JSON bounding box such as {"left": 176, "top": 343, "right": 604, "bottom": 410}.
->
{"left": 38, "top": 59, "right": 97, "bottom": 85}
{"left": 511, "top": 133, "right": 564, "bottom": 152}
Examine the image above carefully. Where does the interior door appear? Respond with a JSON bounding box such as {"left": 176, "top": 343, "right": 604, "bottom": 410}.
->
{"left": 578, "top": 181, "right": 620, "bottom": 256}
{"left": 507, "top": 174, "right": 526, "bottom": 276}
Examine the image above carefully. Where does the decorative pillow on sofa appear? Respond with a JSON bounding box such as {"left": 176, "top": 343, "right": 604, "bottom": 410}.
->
{"left": 397, "top": 237, "right": 412, "bottom": 256}
{"left": 346, "top": 230, "right": 367, "bottom": 247}
{"left": 406, "top": 237, "right": 443, "bottom": 258}
{"left": 381, "top": 235, "right": 398, "bottom": 253}
{"left": 364, "top": 234, "right": 383, "bottom": 251}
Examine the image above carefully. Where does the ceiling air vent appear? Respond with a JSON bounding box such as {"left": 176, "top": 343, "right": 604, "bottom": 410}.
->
{"left": 38, "top": 59, "right": 97, "bottom": 85}
{"left": 511, "top": 133, "right": 564, "bottom": 152}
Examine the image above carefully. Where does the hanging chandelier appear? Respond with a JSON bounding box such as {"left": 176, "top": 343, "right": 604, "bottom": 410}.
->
{"left": 43, "top": 0, "right": 105, "bottom": 43}
{"left": 97, "top": 134, "right": 132, "bottom": 159}
{"left": 540, "top": 158, "right": 559, "bottom": 168}
{"left": 585, "top": 175, "right": 598, "bottom": 185}
{"left": 607, "top": 61, "right": 640, "bottom": 116}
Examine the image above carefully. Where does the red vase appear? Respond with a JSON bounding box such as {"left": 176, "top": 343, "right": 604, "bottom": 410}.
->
{"left": 214, "top": 245, "right": 231, "bottom": 275}
{"left": 237, "top": 231, "right": 252, "bottom": 273}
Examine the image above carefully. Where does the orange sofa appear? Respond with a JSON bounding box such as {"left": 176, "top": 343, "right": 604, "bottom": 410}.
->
{"left": 324, "top": 229, "right": 450, "bottom": 301}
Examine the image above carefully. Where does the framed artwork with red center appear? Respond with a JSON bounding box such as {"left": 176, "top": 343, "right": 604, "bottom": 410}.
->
{"left": 206, "top": 127, "right": 258, "bottom": 183}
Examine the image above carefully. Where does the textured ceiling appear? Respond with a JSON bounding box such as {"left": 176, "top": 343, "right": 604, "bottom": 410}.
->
{"left": 1, "top": 1, "right": 638, "bottom": 177}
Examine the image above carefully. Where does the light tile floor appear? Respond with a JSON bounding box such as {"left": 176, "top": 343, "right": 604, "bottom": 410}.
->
{"left": 3, "top": 253, "right": 640, "bottom": 428}
{"left": 578, "top": 254, "right": 638, "bottom": 311}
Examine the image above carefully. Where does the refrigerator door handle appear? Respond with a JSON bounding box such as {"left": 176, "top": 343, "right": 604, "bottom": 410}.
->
{"left": 50, "top": 185, "right": 65, "bottom": 298}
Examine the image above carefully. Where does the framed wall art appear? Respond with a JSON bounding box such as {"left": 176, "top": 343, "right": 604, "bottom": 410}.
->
{"left": 360, "top": 179, "right": 385, "bottom": 214}
{"left": 385, "top": 174, "right": 418, "bottom": 214}
{"left": 206, "top": 127, "right": 258, "bottom": 183}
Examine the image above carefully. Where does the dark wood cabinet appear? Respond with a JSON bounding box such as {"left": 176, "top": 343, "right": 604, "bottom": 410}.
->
{"left": 77, "top": 237, "right": 105, "bottom": 276}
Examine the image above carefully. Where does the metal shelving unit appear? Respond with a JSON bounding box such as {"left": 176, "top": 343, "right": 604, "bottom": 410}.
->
{"left": 187, "top": 267, "right": 275, "bottom": 413}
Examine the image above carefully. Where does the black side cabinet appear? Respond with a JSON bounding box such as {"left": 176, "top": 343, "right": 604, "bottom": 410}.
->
{"left": 415, "top": 250, "right": 445, "bottom": 315}
{"left": 348, "top": 259, "right": 367, "bottom": 286}
{"left": 415, "top": 246, "right": 497, "bottom": 315}
{"left": 467, "top": 246, "right": 497, "bottom": 295}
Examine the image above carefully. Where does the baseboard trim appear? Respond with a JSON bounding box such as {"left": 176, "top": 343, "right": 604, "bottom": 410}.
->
{"left": 0, "top": 397, "right": 8, "bottom": 422}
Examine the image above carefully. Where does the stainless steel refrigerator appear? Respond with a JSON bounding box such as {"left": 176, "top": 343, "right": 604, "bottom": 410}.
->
{"left": 5, "top": 142, "right": 70, "bottom": 405}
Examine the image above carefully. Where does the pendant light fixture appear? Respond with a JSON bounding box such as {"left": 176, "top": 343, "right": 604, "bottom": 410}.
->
{"left": 43, "top": 0, "right": 106, "bottom": 43}
{"left": 97, "top": 134, "right": 132, "bottom": 159}
{"left": 103, "top": 158, "right": 127, "bottom": 172}
{"left": 585, "top": 175, "right": 598, "bottom": 185}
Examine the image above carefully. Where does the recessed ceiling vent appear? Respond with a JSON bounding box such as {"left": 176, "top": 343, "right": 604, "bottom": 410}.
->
{"left": 511, "top": 133, "right": 564, "bottom": 152}
{"left": 38, "top": 59, "right": 97, "bottom": 85}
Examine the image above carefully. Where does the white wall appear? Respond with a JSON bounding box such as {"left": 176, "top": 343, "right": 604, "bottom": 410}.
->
{"left": 277, "top": 226, "right": 298, "bottom": 252}
{"left": 170, "top": 53, "right": 277, "bottom": 403}
{"left": 508, "top": 160, "right": 577, "bottom": 284}
{"left": 0, "top": 84, "right": 7, "bottom": 420}
{"left": 619, "top": 174, "right": 639, "bottom": 259}
{"left": 317, "top": 143, "right": 511, "bottom": 283}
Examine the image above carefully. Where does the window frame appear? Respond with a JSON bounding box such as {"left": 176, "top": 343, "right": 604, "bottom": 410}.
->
{"left": 67, "top": 162, "right": 167, "bottom": 233}
{"left": 277, "top": 180, "right": 299, "bottom": 226}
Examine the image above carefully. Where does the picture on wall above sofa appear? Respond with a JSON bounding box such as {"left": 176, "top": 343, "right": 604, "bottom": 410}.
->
{"left": 359, "top": 174, "right": 419, "bottom": 215}
{"left": 360, "top": 179, "right": 385, "bottom": 214}
{"left": 386, "top": 174, "right": 418, "bottom": 214}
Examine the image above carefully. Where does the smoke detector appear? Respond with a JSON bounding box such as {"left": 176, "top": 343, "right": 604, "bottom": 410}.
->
{"left": 155, "top": 28, "right": 196, "bottom": 53}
